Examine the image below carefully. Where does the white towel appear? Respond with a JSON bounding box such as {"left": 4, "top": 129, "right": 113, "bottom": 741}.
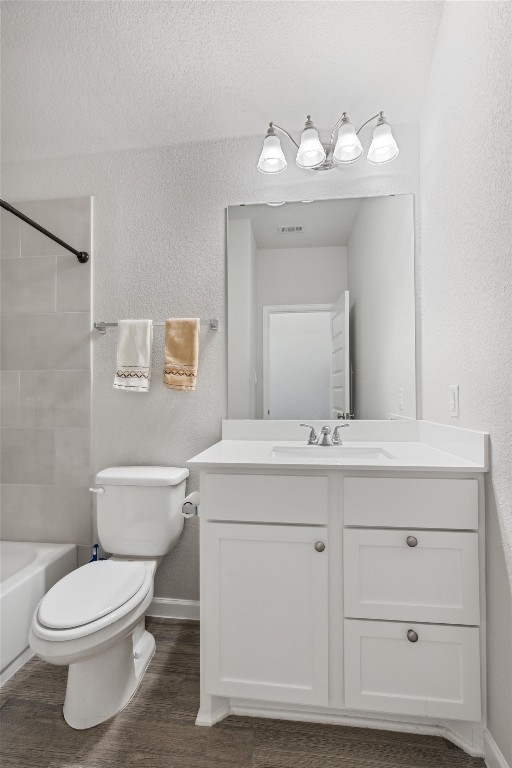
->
{"left": 113, "top": 320, "right": 153, "bottom": 392}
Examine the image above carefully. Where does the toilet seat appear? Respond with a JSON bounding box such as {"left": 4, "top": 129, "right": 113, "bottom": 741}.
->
{"left": 32, "top": 560, "right": 153, "bottom": 642}
{"left": 39, "top": 560, "right": 146, "bottom": 630}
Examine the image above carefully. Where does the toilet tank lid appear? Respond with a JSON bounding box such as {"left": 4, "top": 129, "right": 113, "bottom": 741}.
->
{"left": 95, "top": 466, "right": 189, "bottom": 486}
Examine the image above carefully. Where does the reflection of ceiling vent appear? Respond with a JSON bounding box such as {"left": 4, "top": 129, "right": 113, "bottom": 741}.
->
{"left": 278, "top": 225, "right": 303, "bottom": 234}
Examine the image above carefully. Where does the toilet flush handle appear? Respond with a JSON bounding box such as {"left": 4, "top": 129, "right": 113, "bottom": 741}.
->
{"left": 89, "top": 486, "right": 105, "bottom": 495}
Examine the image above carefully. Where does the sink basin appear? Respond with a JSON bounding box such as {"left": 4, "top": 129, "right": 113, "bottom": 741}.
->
{"left": 271, "top": 445, "right": 397, "bottom": 460}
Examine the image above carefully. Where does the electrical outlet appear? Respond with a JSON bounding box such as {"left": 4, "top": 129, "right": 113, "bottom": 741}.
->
{"left": 449, "top": 385, "right": 459, "bottom": 417}
{"left": 398, "top": 388, "right": 404, "bottom": 412}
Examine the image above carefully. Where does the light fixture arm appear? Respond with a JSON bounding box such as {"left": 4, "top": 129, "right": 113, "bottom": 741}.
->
{"left": 268, "top": 122, "right": 300, "bottom": 150}
{"left": 355, "top": 112, "right": 384, "bottom": 136}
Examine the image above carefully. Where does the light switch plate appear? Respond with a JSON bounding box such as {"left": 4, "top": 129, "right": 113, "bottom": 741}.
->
{"left": 449, "top": 384, "right": 459, "bottom": 417}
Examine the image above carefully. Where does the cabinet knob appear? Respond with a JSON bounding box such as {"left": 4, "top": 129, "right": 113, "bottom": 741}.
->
{"left": 406, "top": 535, "right": 418, "bottom": 547}
{"left": 407, "top": 629, "right": 419, "bottom": 643}
{"left": 314, "top": 541, "right": 326, "bottom": 552}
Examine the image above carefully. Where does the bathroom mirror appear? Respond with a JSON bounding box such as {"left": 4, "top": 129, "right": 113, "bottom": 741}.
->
{"left": 227, "top": 194, "right": 416, "bottom": 420}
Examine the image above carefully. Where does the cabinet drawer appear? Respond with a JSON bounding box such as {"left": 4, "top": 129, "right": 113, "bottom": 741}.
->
{"left": 200, "top": 473, "right": 328, "bottom": 524}
{"left": 344, "top": 529, "right": 479, "bottom": 624}
{"left": 344, "top": 619, "right": 481, "bottom": 721}
{"left": 344, "top": 477, "right": 478, "bottom": 529}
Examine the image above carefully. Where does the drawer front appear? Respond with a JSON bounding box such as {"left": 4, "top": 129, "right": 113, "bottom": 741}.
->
{"left": 344, "top": 620, "right": 481, "bottom": 721}
{"left": 200, "top": 473, "right": 328, "bottom": 524}
{"left": 344, "top": 477, "right": 478, "bottom": 529}
{"left": 344, "top": 529, "right": 480, "bottom": 624}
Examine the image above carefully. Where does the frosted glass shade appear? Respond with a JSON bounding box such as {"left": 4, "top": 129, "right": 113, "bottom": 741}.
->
{"left": 257, "top": 135, "right": 287, "bottom": 174}
{"left": 296, "top": 127, "right": 326, "bottom": 169}
{"left": 333, "top": 122, "right": 363, "bottom": 164}
{"left": 367, "top": 122, "right": 399, "bottom": 164}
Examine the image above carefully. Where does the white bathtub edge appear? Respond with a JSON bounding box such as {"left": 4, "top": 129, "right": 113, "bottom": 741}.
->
{"left": 0, "top": 647, "right": 34, "bottom": 688}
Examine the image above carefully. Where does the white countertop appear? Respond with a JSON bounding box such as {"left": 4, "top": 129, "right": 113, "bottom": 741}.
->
{"left": 188, "top": 439, "right": 486, "bottom": 472}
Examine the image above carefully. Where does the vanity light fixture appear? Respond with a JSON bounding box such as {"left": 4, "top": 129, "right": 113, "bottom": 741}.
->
{"left": 257, "top": 111, "right": 399, "bottom": 174}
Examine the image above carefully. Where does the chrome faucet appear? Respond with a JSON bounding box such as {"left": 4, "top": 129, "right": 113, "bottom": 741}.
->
{"left": 300, "top": 423, "right": 350, "bottom": 446}
{"left": 332, "top": 423, "right": 350, "bottom": 445}
{"left": 300, "top": 423, "right": 318, "bottom": 444}
{"left": 318, "top": 426, "right": 333, "bottom": 446}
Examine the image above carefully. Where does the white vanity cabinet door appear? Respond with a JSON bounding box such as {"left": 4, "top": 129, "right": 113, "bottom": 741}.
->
{"left": 344, "top": 529, "right": 480, "bottom": 625}
{"left": 203, "top": 522, "right": 329, "bottom": 706}
{"left": 344, "top": 620, "right": 481, "bottom": 721}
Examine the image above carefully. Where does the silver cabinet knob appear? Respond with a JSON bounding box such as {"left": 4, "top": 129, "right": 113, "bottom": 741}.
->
{"left": 406, "top": 535, "right": 418, "bottom": 547}
{"left": 314, "top": 541, "right": 326, "bottom": 552}
{"left": 407, "top": 629, "right": 419, "bottom": 643}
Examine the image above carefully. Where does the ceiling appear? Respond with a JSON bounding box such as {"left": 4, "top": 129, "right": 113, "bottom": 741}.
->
{"left": 1, "top": 1, "right": 443, "bottom": 163}
{"left": 229, "top": 198, "right": 364, "bottom": 249}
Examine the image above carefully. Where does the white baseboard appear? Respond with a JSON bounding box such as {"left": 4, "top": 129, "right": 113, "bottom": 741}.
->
{"left": 0, "top": 648, "right": 34, "bottom": 688}
{"left": 484, "top": 731, "right": 511, "bottom": 768}
{"left": 147, "top": 597, "right": 200, "bottom": 621}
{"left": 229, "top": 700, "right": 485, "bottom": 758}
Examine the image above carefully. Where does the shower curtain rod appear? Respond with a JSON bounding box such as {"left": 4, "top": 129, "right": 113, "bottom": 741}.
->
{"left": 0, "top": 199, "right": 89, "bottom": 263}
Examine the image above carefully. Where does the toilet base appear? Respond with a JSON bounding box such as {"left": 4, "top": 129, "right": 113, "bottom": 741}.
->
{"left": 63, "top": 621, "right": 155, "bottom": 729}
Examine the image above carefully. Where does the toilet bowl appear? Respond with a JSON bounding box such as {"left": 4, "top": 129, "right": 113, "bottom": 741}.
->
{"left": 29, "top": 466, "right": 189, "bottom": 729}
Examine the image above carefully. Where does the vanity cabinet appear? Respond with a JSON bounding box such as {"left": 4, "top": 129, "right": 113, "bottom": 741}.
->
{"left": 194, "top": 458, "right": 484, "bottom": 747}
{"left": 202, "top": 521, "right": 329, "bottom": 705}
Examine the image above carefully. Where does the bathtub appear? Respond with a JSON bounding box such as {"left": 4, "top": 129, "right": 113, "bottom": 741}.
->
{"left": 0, "top": 541, "right": 77, "bottom": 685}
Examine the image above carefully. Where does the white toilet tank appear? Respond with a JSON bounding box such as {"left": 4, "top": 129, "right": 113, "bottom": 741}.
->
{"left": 94, "top": 466, "right": 189, "bottom": 557}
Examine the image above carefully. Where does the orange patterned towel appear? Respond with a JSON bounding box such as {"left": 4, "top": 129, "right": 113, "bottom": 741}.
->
{"left": 163, "top": 318, "right": 199, "bottom": 391}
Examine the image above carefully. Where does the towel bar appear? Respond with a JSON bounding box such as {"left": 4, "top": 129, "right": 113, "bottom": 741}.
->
{"left": 94, "top": 319, "right": 218, "bottom": 334}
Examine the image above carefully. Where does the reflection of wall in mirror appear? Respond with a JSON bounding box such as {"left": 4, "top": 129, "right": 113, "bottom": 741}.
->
{"left": 227, "top": 218, "right": 257, "bottom": 418}
{"left": 348, "top": 196, "right": 415, "bottom": 419}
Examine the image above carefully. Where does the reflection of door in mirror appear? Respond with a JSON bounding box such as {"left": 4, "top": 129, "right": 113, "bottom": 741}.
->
{"left": 263, "top": 306, "right": 335, "bottom": 419}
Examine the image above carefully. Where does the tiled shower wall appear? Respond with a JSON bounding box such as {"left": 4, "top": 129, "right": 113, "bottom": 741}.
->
{"left": 0, "top": 197, "right": 92, "bottom": 560}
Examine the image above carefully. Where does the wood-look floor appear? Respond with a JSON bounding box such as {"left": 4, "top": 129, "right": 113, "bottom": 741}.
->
{"left": 1, "top": 618, "right": 485, "bottom": 768}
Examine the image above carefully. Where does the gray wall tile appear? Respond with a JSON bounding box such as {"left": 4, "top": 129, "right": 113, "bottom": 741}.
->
{"left": 1, "top": 257, "right": 56, "bottom": 314}
{"left": 1, "top": 312, "right": 91, "bottom": 370}
{"left": 19, "top": 198, "right": 91, "bottom": 258}
{"left": 0, "top": 484, "right": 92, "bottom": 544}
{"left": 1, "top": 209, "right": 21, "bottom": 258}
{"left": 20, "top": 371, "right": 90, "bottom": 428}
{"left": 56, "top": 254, "right": 91, "bottom": 312}
{"left": 1, "top": 371, "right": 20, "bottom": 427}
{"left": 1, "top": 427, "right": 55, "bottom": 484}
{"left": 55, "top": 428, "right": 91, "bottom": 486}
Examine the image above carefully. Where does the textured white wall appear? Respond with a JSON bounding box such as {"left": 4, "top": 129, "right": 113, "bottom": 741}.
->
{"left": 348, "top": 196, "right": 416, "bottom": 419}
{"left": 1, "top": 126, "right": 419, "bottom": 601}
{"left": 419, "top": 2, "right": 512, "bottom": 762}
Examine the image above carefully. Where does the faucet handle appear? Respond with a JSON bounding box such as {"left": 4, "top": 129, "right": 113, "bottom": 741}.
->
{"left": 332, "top": 423, "right": 350, "bottom": 444}
{"left": 300, "top": 423, "right": 318, "bottom": 445}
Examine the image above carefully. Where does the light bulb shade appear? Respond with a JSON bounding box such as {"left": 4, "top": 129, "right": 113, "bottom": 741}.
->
{"left": 296, "top": 127, "right": 326, "bottom": 169}
{"left": 333, "top": 122, "right": 363, "bottom": 164}
{"left": 257, "top": 135, "right": 287, "bottom": 174}
{"left": 367, "top": 121, "right": 399, "bottom": 164}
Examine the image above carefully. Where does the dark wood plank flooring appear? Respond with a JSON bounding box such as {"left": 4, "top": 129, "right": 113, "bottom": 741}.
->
{"left": 0, "top": 618, "right": 485, "bottom": 768}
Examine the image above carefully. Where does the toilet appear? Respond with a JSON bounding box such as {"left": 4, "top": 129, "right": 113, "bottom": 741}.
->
{"left": 29, "top": 466, "right": 189, "bottom": 730}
